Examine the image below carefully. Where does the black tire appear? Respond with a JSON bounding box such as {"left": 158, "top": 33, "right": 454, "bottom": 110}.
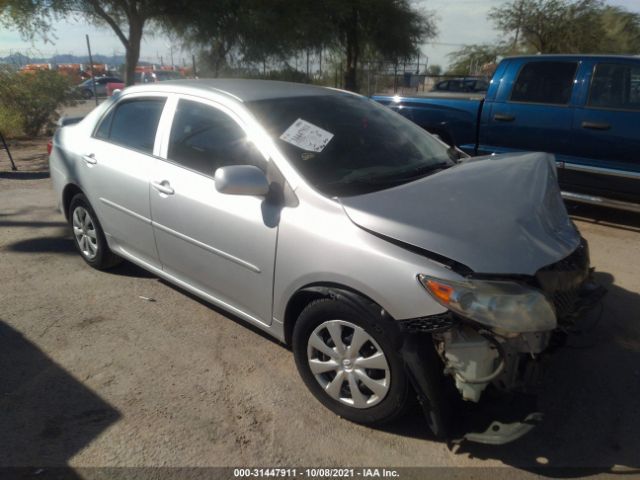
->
{"left": 68, "top": 193, "right": 121, "bottom": 270}
{"left": 82, "top": 89, "right": 93, "bottom": 99}
{"left": 292, "top": 298, "right": 410, "bottom": 425}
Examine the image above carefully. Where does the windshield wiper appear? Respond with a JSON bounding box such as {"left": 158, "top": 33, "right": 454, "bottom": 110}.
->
{"left": 383, "top": 162, "right": 451, "bottom": 182}
{"left": 447, "top": 146, "right": 470, "bottom": 162}
{"left": 322, "top": 172, "right": 401, "bottom": 187}
{"left": 321, "top": 162, "right": 452, "bottom": 192}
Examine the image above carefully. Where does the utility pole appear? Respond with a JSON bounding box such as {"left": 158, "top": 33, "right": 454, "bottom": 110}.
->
{"left": 513, "top": 0, "right": 524, "bottom": 49}
{"left": 85, "top": 34, "right": 98, "bottom": 106}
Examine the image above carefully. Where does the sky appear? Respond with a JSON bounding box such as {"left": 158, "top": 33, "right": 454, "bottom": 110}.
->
{"left": 1, "top": 0, "right": 639, "bottom": 69}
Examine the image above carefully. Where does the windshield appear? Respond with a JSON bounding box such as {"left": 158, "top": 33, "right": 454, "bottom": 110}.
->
{"left": 247, "top": 94, "right": 453, "bottom": 196}
{"left": 155, "top": 71, "right": 183, "bottom": 81}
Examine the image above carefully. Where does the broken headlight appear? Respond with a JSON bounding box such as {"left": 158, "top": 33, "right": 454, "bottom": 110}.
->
{"left": 418, "top": 275, "right": 556, "bottom": 333}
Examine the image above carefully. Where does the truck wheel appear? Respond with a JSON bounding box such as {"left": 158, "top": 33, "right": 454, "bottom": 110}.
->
{"left": 292, "top": 298, "right": 410, "bottom": 425}
{"left": 69, "top": 193, "right": 121, "bottom": 270}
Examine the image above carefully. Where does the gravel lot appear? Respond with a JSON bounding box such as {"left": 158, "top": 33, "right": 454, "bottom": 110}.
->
{"left": 1, "top": 138, "right": 639, "bottom": 478}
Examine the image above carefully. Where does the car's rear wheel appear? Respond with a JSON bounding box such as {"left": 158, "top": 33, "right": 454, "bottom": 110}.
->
{"left": 69, "top": 193, "right": 121, "bottom": 270}
{"left": 82, "top": 89, "right": 93, "bottom": 99}
{"left": 292, "top": 298, "right": 410, "bottom": 425}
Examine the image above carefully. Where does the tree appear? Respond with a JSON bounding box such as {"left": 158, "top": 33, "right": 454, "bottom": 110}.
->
{"left": 489, "top": 0, "right": 640, "bottom": 54}
{"left": 165, "top": 0, "right": 437, "bottom": 92}
{"left": 166, "top": 0, "right": 314, "bottom": 78}
{"left": 449, "top": 0, "right": 640, "bottom": 74}
{"left": 0, "top": 0, "right": 177, "bottom": 85}
{"left": 0, "top": 67, "right": 78, "bottom": 136}
{"left": 447, "top": 43, "right": 510, "bottom": 75}
{"left": 599, "top": 5, "right": 640, "bottom": 53}
{"left": 321, "top": 0, "right": 437, "bottom": 91}
{"left": 426, "top": 64, "right": 442, "bottom": 76}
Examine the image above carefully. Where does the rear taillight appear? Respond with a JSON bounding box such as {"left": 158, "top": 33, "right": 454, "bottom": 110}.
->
{"left": 47, "top": 139, "right": 53, "bottom": 156}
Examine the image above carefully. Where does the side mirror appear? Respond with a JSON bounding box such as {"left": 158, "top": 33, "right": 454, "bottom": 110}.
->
{"left": 214, "top": 165, "right": 270, "bottom": 196}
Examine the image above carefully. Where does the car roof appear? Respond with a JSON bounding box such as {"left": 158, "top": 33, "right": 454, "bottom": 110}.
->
{"left": 122, "top": 79, "right": 351, "bottom": 103}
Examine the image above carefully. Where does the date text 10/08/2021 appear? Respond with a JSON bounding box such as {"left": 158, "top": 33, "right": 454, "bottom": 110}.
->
{"left": 233, "top": 468, "right": 400, "bottom": 478}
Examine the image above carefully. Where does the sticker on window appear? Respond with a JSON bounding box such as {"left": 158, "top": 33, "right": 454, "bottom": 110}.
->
{"left": 279, "top": 119, "right": 334, "bottom": 152}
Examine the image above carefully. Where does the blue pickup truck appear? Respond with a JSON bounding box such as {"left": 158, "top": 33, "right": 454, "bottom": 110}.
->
{"left": 373, "top": 55, "right": 640, "bottom": 213}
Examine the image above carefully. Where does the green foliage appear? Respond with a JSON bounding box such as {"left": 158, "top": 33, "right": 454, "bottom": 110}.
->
{"left": 599, "top": 5, "right": 640, "bottom": 53}
{"left": 0, "top": 68, "right": 78, "bottom": 137}
{"left": 489, "top": 0, "right": 640, "bottom": 54}
{"left": 320, "top": 0, "right": 437, "bottom": 91}
{"left": 0, "top": 105, "right": 25, "bottom": 138}
{"left": 166, "top": 0, "right": 436, "bottom": 91}
{"left": 447, "top": 43, "right": 511, "bottom": 75}
{"left": 449, "top": 1, "right": 640, "bottom": 74}
{"left": 0, "top": 0, "right": 181, "bottom": 85}
{"left": 427, "top": 64, "right": 443, "bottom": 76}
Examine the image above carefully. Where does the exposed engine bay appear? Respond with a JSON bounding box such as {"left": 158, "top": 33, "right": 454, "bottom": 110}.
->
{"left": 407, "top": 238, "right": 606, "bottom": 444}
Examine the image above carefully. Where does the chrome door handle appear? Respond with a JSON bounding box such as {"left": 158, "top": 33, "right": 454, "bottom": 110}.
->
{"left": 581, "top": 121, "right": 611, "bottom": 131}
{"left": 494, "top": 113, "right": 515, "bottom": 122}
{"left": 151, "top": 180, "right": 175, "bottom": 195}
{"left": 82, "top": 153, "right": 97, "bottom": 164}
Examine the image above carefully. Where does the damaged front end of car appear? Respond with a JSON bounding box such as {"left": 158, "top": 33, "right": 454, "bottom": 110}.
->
{"left": 401, "top": 238, "right": 606, "bottom": 445}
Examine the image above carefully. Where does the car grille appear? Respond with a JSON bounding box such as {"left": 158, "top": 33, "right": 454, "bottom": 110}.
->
{"left": 536, "top": 239, "right": 590, "bottom": 321}
{"left": 552, "top": 288, "right": 582, "bottom": 319}
{"left": 398, "top": 312, "right": 459, "bottom": 333}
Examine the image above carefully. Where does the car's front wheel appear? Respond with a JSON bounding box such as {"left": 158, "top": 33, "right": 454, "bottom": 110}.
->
{"left": 292, "top": 298, "right": 410, "bottom": 425}
{"left": 69, "top": 193, "right": 121, "bottom": 270}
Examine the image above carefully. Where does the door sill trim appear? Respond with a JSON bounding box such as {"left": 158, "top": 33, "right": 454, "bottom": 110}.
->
{"left": 112, "top": 246, "right": 274, "bottom": 331}
{"left": 561, "top": 191, "right": 640, "bottom": 213}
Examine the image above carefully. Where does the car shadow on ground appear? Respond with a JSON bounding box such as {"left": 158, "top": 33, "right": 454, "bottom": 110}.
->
{"left": 446, "top": 271, "right": 640, "bottom": 476}
{"left": 152, "top": 268, "right": 640, "bottom": 476}
{"left": 0, "top": 319, "right": 120, "bottom": 474}
{"left": 8, "top": 235, "right": 77, "bottom": 255}
{"left": 0, "top": 171, "right": 50, "bottom": 180}
{"left": 5, "top": 219, "right": 640, "bottom": 475}
{"left": 5, "top": 229, "right": 156, "bottom": 279}
{"left": 156, "top": 278, "right": 288, "bottom": 347}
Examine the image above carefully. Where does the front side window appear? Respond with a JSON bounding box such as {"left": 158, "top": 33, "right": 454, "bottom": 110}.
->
{"left": 167, "top": 99, "right": 265, "bottom": 176}
{"left": 248, "top": 94, "right": 454, "bottom": 197}
{"left": 588, "top": 63, "right": 640, "bottom": 110}
{"left": 94, "top": 97, "right": 166, "bottom": 154}
{"left": 511, "top": 61, "right": 577, "bottom": 105}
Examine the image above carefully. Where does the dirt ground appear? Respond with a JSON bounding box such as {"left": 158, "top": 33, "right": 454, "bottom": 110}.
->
{"left": 1, "top": 139, "right": 639, "bottom": 478}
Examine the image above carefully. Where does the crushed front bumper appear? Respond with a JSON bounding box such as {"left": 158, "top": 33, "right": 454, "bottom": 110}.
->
{"left": 398, "top": 240, "right": 606, "bottom": 446}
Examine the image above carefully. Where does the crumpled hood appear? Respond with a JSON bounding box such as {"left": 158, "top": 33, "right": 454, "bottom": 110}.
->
{"left": 340, "top": 152, "right": 580, "bottom": 275}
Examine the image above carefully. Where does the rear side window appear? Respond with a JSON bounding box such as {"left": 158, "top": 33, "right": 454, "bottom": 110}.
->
{"left": 167, "top": 99, "right": 265, "bottom": 176}
{"left": 94, "top": 97, "right": 166, "bottom": 154}
{"left": 510, "top": 61, "right": 577, "bottom": 105}
{"left": 588, "top": 63, "right": 640, "bottom": 110}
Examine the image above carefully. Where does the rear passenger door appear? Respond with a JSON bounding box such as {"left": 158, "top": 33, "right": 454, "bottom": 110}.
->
{"left": 569, "top": 60, "right": 640, "bottom": 203}
{"left": 483, "top": 60, "right": 578, "bottom": 159}
{"left": 81, "top": 94, "right": 166, "bottom": 267}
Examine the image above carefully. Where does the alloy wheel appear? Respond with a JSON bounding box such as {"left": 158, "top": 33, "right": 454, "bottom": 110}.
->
{"left": 72, "top": 206, "right": 99, "bottom": 260}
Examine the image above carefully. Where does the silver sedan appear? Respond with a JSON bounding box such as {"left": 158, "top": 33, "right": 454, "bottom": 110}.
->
{"left": 49, "top": 79, "right": 602, "bottom": 443}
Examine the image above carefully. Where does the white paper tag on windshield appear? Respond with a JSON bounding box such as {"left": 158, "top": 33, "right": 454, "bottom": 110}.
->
{"left": 279, "top": 119, "right": 334, "bottom": 152}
